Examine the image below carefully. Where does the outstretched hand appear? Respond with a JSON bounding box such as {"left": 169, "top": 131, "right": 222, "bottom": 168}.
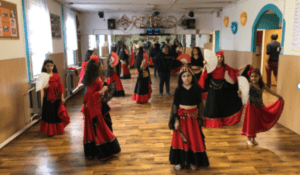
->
{"left": 174, "top": 119, "right": 179, "bottom": 130}
{"left": 237, "top": 90, "right": 242, "bottom": 98}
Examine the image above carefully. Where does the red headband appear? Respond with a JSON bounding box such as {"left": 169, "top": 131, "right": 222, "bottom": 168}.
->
{"left": 247, "top": 65, "right": 254, "bottom": 77}
{"left": 180, "top": 67, "right": 194, "bottom": 75}
{"left": 216, "top": 50, "right": 224, "bottom": 56}
{"left": 90, "top": 56, "right": 99, "bottom": 64}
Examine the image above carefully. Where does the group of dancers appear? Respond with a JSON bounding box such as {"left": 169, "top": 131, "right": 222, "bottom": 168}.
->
{"left": 38, "top": 37, "right": 285, "bottom": 171}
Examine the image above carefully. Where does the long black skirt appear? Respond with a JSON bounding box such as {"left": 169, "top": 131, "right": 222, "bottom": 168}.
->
{"left": 102, "top": 102, "right": 113, "bottom": 132}
{"left": 204, "top": 79, "right": 242, "bottom": 118}
{"left": 131, "top": 76, "right": 152, "bottom": 103}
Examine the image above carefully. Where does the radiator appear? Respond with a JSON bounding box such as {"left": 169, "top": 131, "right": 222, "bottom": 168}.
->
{"left": 28, "top": 82, "right": 42, "bottom": 120}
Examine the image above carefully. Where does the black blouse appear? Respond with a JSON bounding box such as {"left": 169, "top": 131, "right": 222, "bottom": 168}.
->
{"left": 249, "top": 85, "right": 263, "bottom": 108}
{"left": 173, "top": 86, "right": 202, "bottom": 106}
{"left": 190, "top": 56, "right": 204, "bottom": 67}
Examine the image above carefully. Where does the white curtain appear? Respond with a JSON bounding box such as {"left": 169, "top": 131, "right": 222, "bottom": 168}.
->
{"left": 24, "top": 0, "right": 53, "bottom": 76}
{"left": 108, "top": 35, "right": 112, "bottom": 53}
{"left": 99, "top": 35, "right": 105, "bottom": 57}
{"left": 63, "top": 6, "right": 78, "bottom": 65}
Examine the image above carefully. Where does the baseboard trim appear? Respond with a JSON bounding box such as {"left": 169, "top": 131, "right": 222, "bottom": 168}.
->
{"left": 0, "top": 118, "right": 41, "bottom": 150}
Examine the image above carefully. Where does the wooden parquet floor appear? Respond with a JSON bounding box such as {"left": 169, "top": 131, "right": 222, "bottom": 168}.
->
{"left": 1, "top": 69, "right": 300, "bottom": 175}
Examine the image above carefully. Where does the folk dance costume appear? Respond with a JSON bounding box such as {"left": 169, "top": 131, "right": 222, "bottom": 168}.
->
{"left": 83, "top": 78, "right": 121, "bottom": 159}
{"left": 131, "top": 65, "right": 152, "bottom": 104}
{"left": 150, "top": 43, "right": 161, "bottom": 78}
{"left": 199, "top": 65, "right": 243, "bottom": 128}
{"left": 169, "top": 86, "right": 209, "bottom": 168}
{"left": 40, "top": 73, "right": 70, "bottom": 136}
{"left": 130, "top": 46, "right": 135, "bottom": 69}
{"left": 190, "top": 53, "right": 209, "bottom": 100}
{"left": 241, "top": 85, "right": 284, "bottom": 138}
{"left": 119, "top": 46, "right": 131, "bottom": 79}
{"left": 171, "top": 45, "right": 182, "bottom": 74}
{"left": 106, "top": 55, "right": 125, "bottom": 97}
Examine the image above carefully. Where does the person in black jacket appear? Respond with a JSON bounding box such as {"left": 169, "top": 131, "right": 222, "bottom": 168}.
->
{"left": 150, "top": 43, "right": 161, "bottom": 78}
{"left": 157, "top": 44, "right": 173, "bottom": 97}
{"left": 266, "top": 33, "right": 281, "bottom": 88}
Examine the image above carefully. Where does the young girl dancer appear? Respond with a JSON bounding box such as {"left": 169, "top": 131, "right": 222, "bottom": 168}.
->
{"left": 199, "top": 50, "right": 243, "bottom": 128}
{"left": 119, "top": 44, "right": 131, "bottom": 79}
{"left": 238, "top": 68, "right": 284, "bottom": 146}
{"left": 130, "top": 42, "right": 135, "bottom": 69}
{"left": 131, "top": 47, "right": 152, "bottom": 103}
{"left": 40, "top": 59, "right": 70, "bottom": 136}
{"left": 169, "top": 66, "right": 209, "bottom": 171}
{"left": 171, "top": 39, "right": 182, "bottom": 74}
{"left": 106, "top": 49, "right": 125, "bottom": 97}
{"left": 82, "top": 58, "right": 121, "bottom": 160}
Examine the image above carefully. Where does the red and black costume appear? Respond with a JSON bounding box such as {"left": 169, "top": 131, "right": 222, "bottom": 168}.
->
{"left": 106, "top": 54, "right": 125, "bottom": 97}
{"left": 119, "top": 44, "right": 131, "bottom": 79}
{"left": 169, "top": 85, "right": 209, "bottom": 167}
{"left": 190, "top": 51, "right": 208, "bottom": 100}
{"left": 131, "top": 63, "right": 152, "bottom": 103}
{"left": 130, "top": 45, "right": 135, "bottom": 69}
{"left": 40, "top": 73, "right": 70, "bottom": 136}
{"left": 199, "top": 65, "right": 243, "bottom": 128}
{"left": 82, "top": 78, "right": 121, "bottom": 159}
{"left": 241, "top": 85, "right": 284, "bottom": 138}
{"left": 170, "top": 44, "right": 182, "bottom": 74}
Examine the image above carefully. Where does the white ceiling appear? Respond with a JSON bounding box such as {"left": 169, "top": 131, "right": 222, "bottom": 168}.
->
{"left": 56, "top": 0, "right": 240, "bottom": 14}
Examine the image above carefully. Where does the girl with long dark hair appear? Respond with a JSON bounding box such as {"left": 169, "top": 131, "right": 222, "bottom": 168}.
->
{"left": 40, "top": 59, "right": 70, "bottom": 136}
{"left": 82, "top": 58, "right": 121, "bottom": 160}
{"left": 169, "top": 66, "right": 209, "bottom": 171}
{"left": 119, "top": 43, "right": 131, "bottom": 79}
{"left": 170, "top": 39, "right": 182, "bottom": 74}
{"left": 238, "top": 68, "right": 284, "bottom": 146}
{"left": 106, "top": 47, "right": 125, "bottom": 97}
{"left": 131, "top": 47, "right": 152, "bottom": 103}
{"left": 199, "top": 50, "right": 244, "bottom": 128}
{"left": 150, "top": 43, "right": 161, "bottom": 78}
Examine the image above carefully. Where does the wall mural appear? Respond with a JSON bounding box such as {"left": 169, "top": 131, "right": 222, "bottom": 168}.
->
{"left": 231, "top": 22, "right": 238, "bottom": 34}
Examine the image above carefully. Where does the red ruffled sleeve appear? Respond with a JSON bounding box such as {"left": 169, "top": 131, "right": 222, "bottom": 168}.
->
{"left": 199, "top": 70, "right": 208, "bottom": 89}
{"left": 225, "top": 64, "right": 239, "bottom": 83}
{"left": 83, "top": 80, "right": 102, "bottom": 121}
{"left": 78, "top": 61, "right": 88, "bottom": 86}
{"left": 55, "top": 73, "right": 65, "bottom": 94}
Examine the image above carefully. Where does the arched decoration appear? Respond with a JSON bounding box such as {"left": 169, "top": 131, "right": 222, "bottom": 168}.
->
{"left": 251, "top": 4, "right": 286, "bottom": 54}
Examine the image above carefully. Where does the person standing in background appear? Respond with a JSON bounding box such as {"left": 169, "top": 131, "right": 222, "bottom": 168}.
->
{"left": 266, "top": 34, "right": 281, "bottom": 88}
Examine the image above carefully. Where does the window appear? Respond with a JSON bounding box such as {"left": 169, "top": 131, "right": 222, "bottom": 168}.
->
{"left": 63, "top": 6, "right": 78, "bottom": 65}
{"left": 108, "top": 35, "right": 112, "bottom": 53}
{"left": 67, "top": 49, "right": 74, "bottom": 65}
{"left": 99, "top": 35, "right": 105, "bottom": 57}
{"left": 89, "top": 35, "right": 97, "bottom": 50}
{"left": 24, "top": 0, "right": 53, "bottom": 77}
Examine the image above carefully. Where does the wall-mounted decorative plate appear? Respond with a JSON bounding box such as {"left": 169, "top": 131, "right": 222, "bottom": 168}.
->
{"left": 223, "top": 16, "right": 229, "bottom": 28}
{"left": 231, "top": 22, "right": 238, "bottom": 34}
{"left": 240, "top": 12, "right": 247, "bottom": 26}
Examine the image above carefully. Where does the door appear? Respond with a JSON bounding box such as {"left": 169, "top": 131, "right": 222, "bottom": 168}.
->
{"left": 262, "top": 29, "right": 281, "bottom": 86}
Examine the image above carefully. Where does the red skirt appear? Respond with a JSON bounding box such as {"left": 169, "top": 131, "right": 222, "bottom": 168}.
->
{"left": 83, "top": 106, "right": 121, "bottom": 159}
{"left": 106, "top": 72, "right": 125, "bottom": 96}
{"left": 149, "top": 57, "right": 154, "bottom": 66}
{"left": 204, "top": 106, "right": 244, "bottom": 129}
{"left": 120, "top": 63, "right": 131, "bottom": 79}
{"left": 241, "top": 99, "right": 284, "bottom": 138}
{"left": 170, "top": 107, "right": 209, "bottom": 167}
{"left": 40, "top": 100, "right": 70, "bottom": 136}
{"left": 202, "top": 92, "right": 208, "bottom": 100}
{"left": 130, "top": 51, "right": 135, "bottom": 67}
{"left": 131, "top": 79, "right": 152, "bottom": 103}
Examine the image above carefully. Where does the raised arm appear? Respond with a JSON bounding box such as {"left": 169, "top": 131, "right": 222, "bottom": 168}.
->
{"left": 263, "top": 85, "right": 282, "bottom": 99}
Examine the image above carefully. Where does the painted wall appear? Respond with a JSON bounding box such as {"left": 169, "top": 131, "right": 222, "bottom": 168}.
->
{"left": 220, "top": 0, "right": 284, "bottom": 52}
{"left": 257, "top": 14, "right": 280, "bottom": 29}
{"left": 78, "top": 12, "right": 215, "bottom": 35}
{"left": 195, "top": 35, "right": 209, "bottom": 48}
{"left": 0, "top": 0, "right": 26, "bottom": 60}
{"left": 48, "top": 0, "right": 64, "bottom": 54}
{"left": 283, "top": 0, "right": 300, "bottom": 56}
